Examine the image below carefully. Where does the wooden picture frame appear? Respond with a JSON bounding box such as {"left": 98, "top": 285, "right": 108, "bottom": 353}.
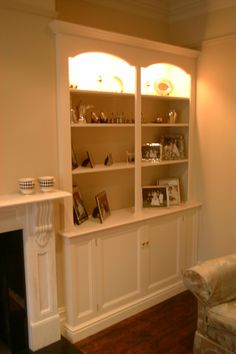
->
{"left": 73, "top": 186, "right": 88, "bottom": 225}
{"left": 87, "top": 151, "right": 95, "bottom": 168}
{"left": 71, "top": 144, "right": 79, "bottom": 170}
{"left": 95, "top": 191, "right": 111, "bottom": 223}
{"left": 82, "top": 151, "right": 95, "bottom": 168}
{"left": 142, "top": 186, "right": 169, "bottom": 208}
{"left": 158, "top": 178, "right": 181, "bottom": 206}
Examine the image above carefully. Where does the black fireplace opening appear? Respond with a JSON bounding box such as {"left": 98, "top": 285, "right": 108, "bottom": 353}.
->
{"left": 0, "top": 229, "right": 28, "bottom": 353}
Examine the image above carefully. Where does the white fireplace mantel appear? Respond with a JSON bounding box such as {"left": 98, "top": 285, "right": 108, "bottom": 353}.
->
{"left": 0, "top": 190, "right": 70, "bottom": 209}
{"left": 0, "top": 190, "right": 70, "bottom": 351}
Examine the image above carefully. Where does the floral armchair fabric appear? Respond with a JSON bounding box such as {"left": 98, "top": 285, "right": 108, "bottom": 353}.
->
{"left": 183, "top": 254, "right": 236, "bottom": 354}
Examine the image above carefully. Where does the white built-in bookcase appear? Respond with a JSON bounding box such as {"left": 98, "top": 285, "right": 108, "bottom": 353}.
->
{"left": 51, "top": 20, "right": 199, "bottom": 236}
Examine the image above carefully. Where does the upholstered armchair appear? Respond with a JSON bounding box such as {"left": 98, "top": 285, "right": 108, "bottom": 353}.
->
{"left": 183, "top": 254, "right": 236, "bottom": 354}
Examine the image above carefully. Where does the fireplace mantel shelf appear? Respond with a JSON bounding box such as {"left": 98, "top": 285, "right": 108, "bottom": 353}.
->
{"left": 0, "top": 190, "right": 71, "bottom": 209}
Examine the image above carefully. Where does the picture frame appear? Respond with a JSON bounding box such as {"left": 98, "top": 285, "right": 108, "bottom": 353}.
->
{"left": 73, "top": 186, "right": 88, "bottom": 225}
{"left": 142, "top": 186, "right": 169, "bottom": 208}
{"left": 82, "top": 151, "right": 95, "bottom": 168}
{"left": 158, "top": 178, "right": 181, "bottom": 206}
{"left": 87, "top": 151, "right": 95, "bottom": 168}
{"left": 95, "top": 191, "right": 111, "bottom": 223}
{"left": 160, "top": 135, "right": 185, "bottom": 160}
{"left": 71, "top": 144, "right": 79, "bottom": 170}
{"left": 104, "top": 153, "right": 113, "bottom": 166}
{"left": 142, "top": 143, "right": 162, "bottom": 161}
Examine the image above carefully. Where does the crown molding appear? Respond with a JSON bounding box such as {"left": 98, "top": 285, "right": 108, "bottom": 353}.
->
{"left": 50, "top": 20, "right": 200, "bottom": 58}
{"left": 80, "top": 0, "right": 236, "bottom": 23}
{"left": 81, "top": 0, "right": 169, "bottom": 22}
{"left": 169, "top": 0, "right": 236, "bottom": 22}
{"left": 0, "top": 0, "right": 57, "bottom": 18}
{"left": 202, "top": 32, "right": 236, "bottom": 48}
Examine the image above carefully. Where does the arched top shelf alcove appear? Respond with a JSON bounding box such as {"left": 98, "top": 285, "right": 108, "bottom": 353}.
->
{"left": 69, "top": 52, "right": 135, "bottom": 94}
{"left": 69, "top": 53, "right": 191, "bottom": 98}
{"left": 141, "top": 63, "right": 191, "bottom": 98}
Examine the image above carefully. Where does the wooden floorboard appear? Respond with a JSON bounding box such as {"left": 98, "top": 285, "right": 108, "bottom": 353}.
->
{"left": 5, "top": 290, "right": 196, "bottom": 354}
{"left": 75, "top": 290, "right": 197, "bottom": 354}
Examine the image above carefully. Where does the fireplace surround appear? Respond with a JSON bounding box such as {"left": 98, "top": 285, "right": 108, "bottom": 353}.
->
{"left": 0, "top": 191, "right": 70, "bottom": 351}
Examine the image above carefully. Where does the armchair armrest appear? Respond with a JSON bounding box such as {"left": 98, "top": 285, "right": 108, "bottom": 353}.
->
{"left": 183, "top": 254, "right": 236, "bottom": 307}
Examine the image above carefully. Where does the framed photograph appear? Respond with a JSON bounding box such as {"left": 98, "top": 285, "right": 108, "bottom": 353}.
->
{"left": 142, "top": 143, "right": 162, "bottom": 161}
{"left": 71, "top": 144, "right": 79, "bottom": 170}
{"left": 82, "top": 151, "right": 95, "bottom": 168}
{"left": 160, "top": 135, "right": 185, "bottom": 160}
{"left": 104, "top": 153, "right": 113, "bottom": 166}
{"left": 142, "top": 186, "right": 169, "bottom": 208}
{"left": 95, "top": 191, "right": 111, "bottom": 223}
{"left": 73, "top": 186, "right": 88, "bottom": 225}
{"left": 87, "top": 151, "right": 95, "bottom": 168}
{"left": 158, "top": 178, "right": 181, "bottom": 206}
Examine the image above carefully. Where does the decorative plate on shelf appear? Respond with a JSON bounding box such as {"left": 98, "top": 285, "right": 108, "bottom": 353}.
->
{"left": 112, "top": 76, "right": 124, "bottom": 93}
{"left": 154, "top": 79, "right": 173, "bottom": 96}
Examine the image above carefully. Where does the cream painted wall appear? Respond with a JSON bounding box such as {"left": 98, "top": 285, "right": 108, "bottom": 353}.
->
{"left": 0, "top": 3, "right": 65, "bottom": 308}
{"left": 0, "top": 6, "right": 58, "bottom": 193}
{"left": 194, "top": 35, "right": 236, "bottom": 260}
{"left": 169, "top": 6, "right": 236, "bottom": 260}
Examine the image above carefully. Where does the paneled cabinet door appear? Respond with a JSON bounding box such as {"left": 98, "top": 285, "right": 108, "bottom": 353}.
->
{"left": 63, "top": 236, "right": 97, "bottom": 326}
{"left": 142, "top": 212, "right": 196, "bottom": 295}
{"left": 96, "top": 226, "right": 143, "bottom": 314}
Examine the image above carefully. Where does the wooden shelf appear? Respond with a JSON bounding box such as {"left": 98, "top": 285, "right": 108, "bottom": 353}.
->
{"left": 141, "top": 94, "right": 190, "bottom": 100}
{"left": 72, "top": 162, "right": 135, "bottom": 175}
{"left": 142, "top": 123, "right": 189, "bottom": 127}
{"left": 70, "top": 88, "right": 135, "bottom": 96}
{"left": 60, "top": 202, "right": 201, "bottom": 238}
{"left": 71, "top": 123, "right": 134, "bottom": 128}
{"left": 141, "top": 159, "right": 188, "bottom": 168}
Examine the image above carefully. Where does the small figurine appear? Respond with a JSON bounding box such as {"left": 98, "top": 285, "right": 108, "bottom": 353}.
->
{"left": 77, "top": 104, "right": 94, "bottom": 124}
{"left": 91, "top": 111, "right": 100, "bottom": 123}
{"left": 168, "top": 109, "right": 177, "bottom": 124}
{"left": 100, "top": 111, "right": 108, "bottom": 123}
{"left": 70, "top": 108, "right": 78, "bottom": 124}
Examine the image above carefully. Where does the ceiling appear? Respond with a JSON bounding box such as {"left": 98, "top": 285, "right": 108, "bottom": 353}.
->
{"left": 81, "top": 0, "right": 236, "bottom": 22}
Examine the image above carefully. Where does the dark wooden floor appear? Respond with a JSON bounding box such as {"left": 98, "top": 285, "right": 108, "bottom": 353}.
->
{"left": 75, "top": 290, "right": 197, "bottom": 354}
{"left": 4, "top": 290, "right": 196, "bottom": 354}
{"left": 0, "top": 336, "right": 82, "bottom": 354}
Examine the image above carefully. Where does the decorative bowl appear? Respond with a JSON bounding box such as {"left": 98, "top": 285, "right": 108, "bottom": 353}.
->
{"left": 18, "top": 177, "right": 35, "bottom": 195}
{"left": 38, "top": 176, "right": 55, "bottom": 192}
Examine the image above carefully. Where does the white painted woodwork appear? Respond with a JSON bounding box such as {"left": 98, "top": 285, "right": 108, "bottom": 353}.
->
{"left": 50, "top": 20, "right": 201, "bottom": 343}
{"left": 97, "top": 227, "right": 142, "bottom": 312}
{"left": 0, "top": 192, "right": 70, "bottom": 351}
{"left": 60, "top": 207, "right": 199, "bottom": 343}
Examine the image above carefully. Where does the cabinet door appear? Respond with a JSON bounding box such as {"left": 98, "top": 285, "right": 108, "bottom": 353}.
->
{"left": 96, "top": 226, "right": 142, "bottom": 313}
{"left": 63, "top": 236, "right": 97, "bottom": 326}
{"left": 143, "top": 214, "right": 185, "bottom": 294}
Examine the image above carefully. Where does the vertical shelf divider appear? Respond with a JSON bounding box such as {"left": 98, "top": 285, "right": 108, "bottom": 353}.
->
{"left": 134, "top": 66, "right": 142, "bottom": 213}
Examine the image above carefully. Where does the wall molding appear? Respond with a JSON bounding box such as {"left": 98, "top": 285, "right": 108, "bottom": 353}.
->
{"left": 81, "top": 0, "right": 169, "bottom": 22}
{"left": 50, "top": 20, "right": 199, "bottom": 58}
{"left": 169, "top": 0, "right": 236, "bottom": 22}
{"left": 0, "top": 0, "right": 57, "bottom": 18}
{"left": 202, "top": 32, "right": 236, "bottom": 48}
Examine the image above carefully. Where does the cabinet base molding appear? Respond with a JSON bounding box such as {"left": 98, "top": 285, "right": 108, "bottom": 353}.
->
{"left": 61, "top": 282, "right": 185, "bottom": 343}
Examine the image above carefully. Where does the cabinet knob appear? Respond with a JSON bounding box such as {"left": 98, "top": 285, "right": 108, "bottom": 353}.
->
{"left": 141, "top": 241, "right": 149, "bottom": 248}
